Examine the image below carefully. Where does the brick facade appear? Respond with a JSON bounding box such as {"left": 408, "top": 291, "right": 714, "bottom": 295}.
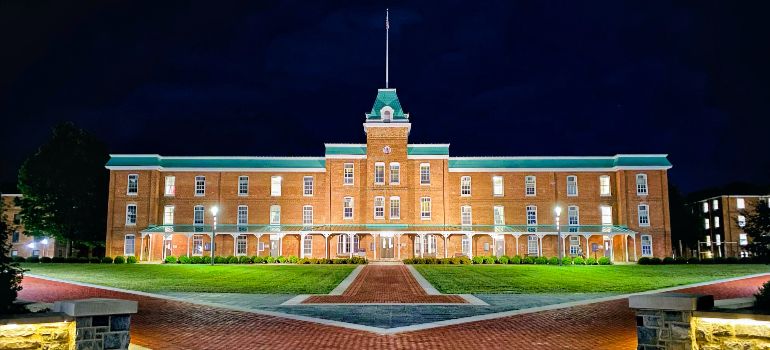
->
{"left": 2, "top": 194, "right": 62, "bottom": 258}
{"left": 694, "top": 194, "right": 769, "bottom": 258}
{"left": 105, "top": 88, "right": 672, "bottom": 262}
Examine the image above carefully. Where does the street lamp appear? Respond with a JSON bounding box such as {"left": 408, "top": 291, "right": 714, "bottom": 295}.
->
{"left": 210, "top": 206, "right": 219, "bottom": 266}
{"left": 554, "top": 206, "right": 562, "bottom": 266}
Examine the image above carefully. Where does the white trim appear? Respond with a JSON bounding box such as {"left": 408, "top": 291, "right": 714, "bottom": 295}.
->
{"left": 407, "top": 155, "right": 449, "bottom": 160}
{"left": 126, "top": 174, "right": 139, "bottom": 195}
{"left": 407, "top": 143, "right": 451, "bottom": 148}
{"left": 108, "top": 167, "right": 328, "bottom": 172}
{"left": 123, "top": 234, "right": 136, "bottom": 256}
{"left": 325, "top": 155, "right": 367, "bottom": 160}
{"left": 448, "top": 166, "right": 671, "bottom": 172}
{"left": 362, "top": 122, "right": 412, "bottom": 134}
{"left": 324, "top": 143, "right": 367, "bottom": 147}
{"left": 125, "top": 204, "right": 137, "bottom": 226}
{"left": 448, "top": 154, "right": 669, "bottom": 160}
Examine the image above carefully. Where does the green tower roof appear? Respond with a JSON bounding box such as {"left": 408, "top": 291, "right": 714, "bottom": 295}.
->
{"left": 366, "top": 88, "right": 408, "bottom": 121}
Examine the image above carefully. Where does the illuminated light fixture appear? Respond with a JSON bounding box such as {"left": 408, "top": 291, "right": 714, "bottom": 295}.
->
{"left": 554, "top": 206, "right": 562, "bottom": 216}
{"left": 27, "top": 242, "right": 35, "bottom": 249}
{"left": 41, "top": 238, "right": 49, "bottom": 245}
{"left": 210, "top": 206, "right": 219, "bottom": 216}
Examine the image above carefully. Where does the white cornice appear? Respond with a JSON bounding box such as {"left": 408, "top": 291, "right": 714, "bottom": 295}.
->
{"left": 448, "top": 166, "right": 672, "bottom": 173}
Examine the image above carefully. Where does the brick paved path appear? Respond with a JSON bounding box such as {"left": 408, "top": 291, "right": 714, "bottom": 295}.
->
{"left": 303, "top": 265, "right": 466, "bottom": 304}
{"left": 19, "top": 274, "right": 770, "bottom": 350}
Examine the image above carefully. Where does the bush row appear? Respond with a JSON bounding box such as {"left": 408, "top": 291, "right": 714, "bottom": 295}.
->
{"left": 403, "top": 255, "right": 612, "bottom": 265}
{"left": 164, "top": 255, "right": 368, "bottom": 265}
{"left": 14, "top": 256, "right": 137, "bottom": 264}
{"left": 638, "top": 256, "right": 769, "bottom": 265}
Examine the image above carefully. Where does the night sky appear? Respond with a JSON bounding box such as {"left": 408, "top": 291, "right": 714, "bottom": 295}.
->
{"left": 2, "top": 1, "right": 769, "bottom": 194}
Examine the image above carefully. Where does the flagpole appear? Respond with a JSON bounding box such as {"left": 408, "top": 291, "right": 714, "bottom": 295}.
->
{"left": 385, "top": 8, "right": 389, "bottom": 89}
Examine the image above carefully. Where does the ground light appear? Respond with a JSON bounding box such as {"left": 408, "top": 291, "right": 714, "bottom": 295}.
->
{"left": 210, "top": 206, "right": 218, "bottom": 266}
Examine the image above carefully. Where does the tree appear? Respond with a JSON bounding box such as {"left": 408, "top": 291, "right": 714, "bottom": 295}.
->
{"left": 742, "top": 199, "right": 770, "bottom": 257}
{"left": 17, "top": 122, "right": 109, "bottom": 255}
{"left": 0, "top": 194, "right": 24, "bottom": 313}
{"left": 669, "top": 185, "right": 702, "bottom": 256}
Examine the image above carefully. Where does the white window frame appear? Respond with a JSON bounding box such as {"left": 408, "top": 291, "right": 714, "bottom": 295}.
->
{"left": 124, "top": 234, "right": 136, "bottom": 256}
{"left": 343, "top": 197, "right": 354, "bottom": 220}
{"left": 303, "top": 176, "right": 314, "bottom": 196}
{"left": 269, "top": 205, "right": 281, "bottom": 225}
{"left": 636, "top": 174, "right": 648, "bottom": 196}
{"left": 460, "top": 176, "right": 471, "bottom": 197}
{"left": 714, "top": 216, "right": 720, "bottom": 228}
{"left": 164, "top": 176, "right": 176, "bottom": 196}
{"left": 638, "top": 204, "right": 650, "bottom": 227}
{"left": 641, "top": 235, "right": 653, "bottom": 257}
{"left": 599, "top": 175, "right": 610, "bottom": 196}
{"left": 566, "top": 175, "right": 578, "bottom": 197}
{"left": 343, "top": 163, "right": 354, "bottom": 185}
{"left": 238, "top": 176, "right": 249, "bottom": 196}
{"left": 568, "top": 206, "right": 579, "bottom": 226}
{"left": 195, "top": 176, "right": 206, "bottom": 196}
{"left": 271, "top": 176, "right": 282, "bottom": 197}
{"left": 389, "top": 162, "right": 400, "bottom": 184}
{"left": 736, "top": 198, "right": 745, "bottom": 209}
{"left": 390, "top": 196, "right": 400, "bottom": 219}
{"left": 237, "top": 205, "right": 248, "bottom": 226}
{"left": 420, "top": 163, "right": 431, "bottom": 185}
{"left": 569, "top": 236, "right": 580, "bottom": 256}
{"left": 600, "top": 205, "right": 612, "bottom": 226}
{"left": 704, "top": 218, "right": 710, "bottom": 229}
{"left": 194, "top": 205, "right": 205, "bottom": 225}
{"left": 525, "top": 176, "right": 536, "bottom": 196}
{"left": 527, "top": 235, "right": 539, "bottom": 256}
{"left": 303, "top": 235, "right": 312, "bottom": 256}
{"left": 461, "top": 236, "right": 470, "bottom": 255}
{"left": 127, "top": 174, "right": 139, "bottom": 195}
{"left": 703, "top": 202, "right": 709, "bottom": 213}
{"left": 374, "top": 162, "right": 385, "bottom": 185}
{"left": 461, "top": 205, "right": 472, "bottom": 226}
{"left": 163, "top": 205, "right": 174, "bottom": 225}
{"left": 420, "top": 197, "right": 431, "bottom": 220}
{"left": 236, "top": 235, "right": 247, "bottom": 256}
{"left": 303, "top": 205, "right": 313, "bottom": 225}
{"left": 526, "top": 205, "right": 537, "bottom": 226}
{"left": 192, "top": 235, "right": 203, "bottom": 255}
{"left": 493, "top": 176, "right": 504, "bottom": 196}
{"left": 125, "top": 204, "right": 137, "bottom": 226}
{"left": 373, "top": 196, "right": 385, "bottom": 219}
{"left": 338, "top": 234, "right": 350, "bottom": 254}
{"left": 493, "top": 206, "right": 505, "bottom": 226}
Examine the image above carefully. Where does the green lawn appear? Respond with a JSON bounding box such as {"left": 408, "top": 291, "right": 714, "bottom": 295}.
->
{"left": 22, "top": 263, "right": 356, "bottom": 294}
{"left": 414, "top": 264, "right": 770, "bottom": 294}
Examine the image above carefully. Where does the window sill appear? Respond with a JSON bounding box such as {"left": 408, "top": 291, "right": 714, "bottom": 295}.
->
{"left": 421, "top": 217, "right": 431, "bottom": 221}
{"left": 421, "top": 183, "right": 431, "bottom": 186}
{"left": 127, "top": 193, "right": 138, "bottom": 196}
{"left": 194, "top": 194, "right": 205, "bottom": 197}
{"left": 125, "top": 223, "right": 136, "bottom": 227}
{"left": 304, "top": 194, "right": 313, "bottom": 197}
{"left": 238, "top": 194, "right": 249, "bottom": 197}
{"left": 164, "top": 194, "right": 175, "bottom": 197}
{"left": 390, "top": 217, "right": 400, "bottom": 220}
{"left": 390, "top": 182, "right": 400, "bottom": 186}
{"left": 493, "top": 194, "right": 504, "bottom": 197}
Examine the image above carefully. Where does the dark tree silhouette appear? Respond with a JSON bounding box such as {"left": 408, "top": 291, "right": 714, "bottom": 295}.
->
{"left": 741, "top": 199, "right": 770, "bottom": 257}
{"left": 0, "top": 194, "right": 24, "bottom": 313}
{"left": 17, "top": 122, "right": 109, "bottom": 256}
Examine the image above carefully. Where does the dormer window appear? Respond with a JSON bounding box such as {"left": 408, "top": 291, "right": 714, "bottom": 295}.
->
{"left": 380, "top": 106, "right": 394, "bottom": 122}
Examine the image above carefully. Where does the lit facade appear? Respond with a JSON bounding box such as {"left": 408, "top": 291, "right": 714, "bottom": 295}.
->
{"left": 694, "top": 194, "right": 769, "bottom": 258}
{"left": 105, "top": 88, "right": 673, "bottom": 262}
{"left": 2, "top": 194, "right": 61, "bottom": 258}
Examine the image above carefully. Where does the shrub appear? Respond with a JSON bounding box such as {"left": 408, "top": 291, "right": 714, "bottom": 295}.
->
{"left": 402, "top": 258, "right": 413, "bottom": 264}
{"left": 113, "top": 256, "right": 125, "bottom": 264}
{"left": 40, "top": 256, "right": 52, "bottom": 263}
{"left": 700, "top": 258, "right": 714, "bottom": 264}
{"left": 687, "top": 257, "right": 699, "bottom": 264}
{"left": 598, "top": 256, "right": 612, "bottom": 265}
{"left": 662, "top": 257, "right": 675, "bottom": 264}
{"left": 66, "top": 257, "right": 79, "bottom": 263}
{"left": 424, "top": 257, "right": 435, "bottom": 264}
{"left": 276, "top": 256, "right": 286, "bottom": 263}
{"left": 214, "top": 256, "right": 227, "bottom": 264}
{"left": 101, "top": 256, "right": 113, "bottom": 264}
{"left": 499, "top": 256, "right": 509, "bottom": 264}
{"left": 534, "top": 257, "right": 548, "bottom": 265}
{"left": 77, "top": 257, "right": 88, "bottom": 263}
{"left": 238, "top": 256, "right": 251, "bottom": 264}
{"left": 288, "top": 255, "right": 299, "bottom": 264}
{"left": 178, "top": 256, "right": 191, "bottom": 264}
{"left": 586, "top": 257, "right": 597, "bottom": 265}
{"left": 523, "top": 256, "right": 535, "bottom": 264}
{"left": 725, "top": 256, "right": 739, "bottom": 264}
{"left": 51, "top": 257, "right": 65, "bottom": 263}
{"left": 648, "top": 257, "right": 662, "bottom": 265}
{"left": 483, "top": 256, "right": 496, "bottom": 264}
{"left": 227, "top": 256, "right": 239, "bottom": 264}
{"left": 561, "top": 257, "right": 572, "bottom": 265}
{"left": 201, "top": 256, "right": 211, "bottom": 264}
{"left": 638, "top": 257, "right": 651, "bottom": 265}
{"left": 573, "top": 256, "right": 585, "bottom": 265}
{"left": 548, "top": 257, "right": 560, "bottom": 265}
{"left": 26, "top": 256, "right": 40, "bottom": 263}
{"left": 89, "top": 257, "right": 100, "bottom": 264}
{"left": 126, "top": 256, "right": 137, "bottom": 264}
{"left": 510, "top": 255, "right": 521, "bottom": 264}
{"left": 472, "top": 256, "right": 484, "bottom": 264}
{"left": 191, "top": 256, "right": 203, "bottom": 264}
{"left": 755, "top": 281, "right": 770, "bottom": 311}
{"left": 674, "top": 256, "right": 687, "bottom": 264}
{"left": 266, "top": 256, "right": 276, "bottom": 263}
{"left": 11, "top": 256, "right": 26, "bottom": 263}
{"left": 252, "top": 256, "right": 264, "bottom": 264}
{"left": 740, "top": 257, "right": 752, "bottom": 264}
{"left": 459, "top": 256, "right": 473, "bottom": 265}
{"left": 165, "top": 256, "right": 177, "bottom": 264}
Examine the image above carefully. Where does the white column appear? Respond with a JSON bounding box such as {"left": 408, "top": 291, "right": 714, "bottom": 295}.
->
{"left": 233, "top": 234, "right": 238, "bottom": 256}
{"left": 186, "top": 234, "right": 191, "bottom": 257}
{"left": 632, "top": 234, "right": 638, "bottom": 261}
{"left": 563, "top": 236, "right": 568, "bottom": 257}
{"left": 513, "top": 234, "right": 520, "bottom": 256}
{"left": 140, "top": 235, "right": 145, "bottom": 261}
{"left": 419, "top": 234, "right": 425, "bottom": 258}
{"left": 300, "top": 234, "right": 305, "bottom": 259}
{"left": 538, "top": 235, "right": 543, "bottom": 257}
{"left": 373, "top": 234, "right": 377, "bottom": 261}
{"left": 149, "top": 234, "right": 153, "bottom": 261}
{"left": 502, "top": 234, "right": 506, "bottom": 256}
{"left": 624, "top": 234, "right": 629, "bottom": 262}
{"left": 324, "top": 234, "right": 329, "bottom": 259}
{"left": 279, "top": 233, "right": 283, "bottom": 256}
{"left": 467, "top": 234, "right": 473, "bottom": 259}
{"left": 443, "top": 233, "right": 449, "bottom": 258}
{"left": 397, "top": 234, "right": 401, "bottom": 259}
{"left": 349, "top": 233, "right": 353, "bottom": 258}
{"left": 257, "top": 234, "right": 263, "bottom": 256}
{"left": 492, "top": 234, "right": 497, "bottom": 257}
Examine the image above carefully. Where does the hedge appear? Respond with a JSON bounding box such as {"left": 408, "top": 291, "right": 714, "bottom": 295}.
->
{"left": 638, "top": 256, "right": 767, "bottom": 265}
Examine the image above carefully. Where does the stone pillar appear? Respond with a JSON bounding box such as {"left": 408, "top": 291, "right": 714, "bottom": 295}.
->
{"left": 628, "top": 293, "right": 714, "bottom": 350}
{"left": 53, "top": 298, "right": 139, "bottom": 350}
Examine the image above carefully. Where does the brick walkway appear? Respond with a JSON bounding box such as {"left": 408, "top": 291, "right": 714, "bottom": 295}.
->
{"left": 303, "top": 265, "right": 466, "bottom": 304}
{"left": 19, "top": 274, "right": 770, "bottom": 350}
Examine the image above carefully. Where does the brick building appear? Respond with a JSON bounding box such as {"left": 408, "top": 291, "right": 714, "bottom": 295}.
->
{"left": 104, "top": 87, "right": 673, "bottom": 262}
{"left": 2, "top": 194, "right": 61, "bottom": 258}
{"left": 693, "top": 195, "right": 769, "bottom": 258}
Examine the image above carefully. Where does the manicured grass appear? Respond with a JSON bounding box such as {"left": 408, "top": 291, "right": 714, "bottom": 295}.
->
{"left": 22, "top": 263, "right": 356, "bottom": 294}
{"left": 414, "top": 264, "right": 770, "bottom": 294}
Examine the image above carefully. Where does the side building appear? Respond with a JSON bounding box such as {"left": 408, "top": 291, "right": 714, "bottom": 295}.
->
{"left": 104, "top": 88, "right": 673, "bottom": 262}
{"left": 693, "top": 194, "right": 770, "bottom": 258}
{"left": 2, "top": 194, "right": 61, "bottom": 258}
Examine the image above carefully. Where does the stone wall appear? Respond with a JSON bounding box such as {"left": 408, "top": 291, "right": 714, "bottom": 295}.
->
{"left": 691, "top": 313, "right": 770, "bottom": 350}
{"left": 0, "top": 316, "right": 74, "bottom": 350}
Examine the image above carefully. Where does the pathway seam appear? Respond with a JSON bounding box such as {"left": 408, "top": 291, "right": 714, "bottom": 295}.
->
{"left": 329, "top": 265, "right": 364, "bottom": 295}
{"left": 26, "top": 272, "right": 770, "bottom": 336}
{"left": 405, "top": 265, "right": 441, "bottom": 295}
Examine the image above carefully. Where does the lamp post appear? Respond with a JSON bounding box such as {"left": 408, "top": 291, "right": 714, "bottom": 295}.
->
{"left": 554, "top": 206, "right": 562, "bottom": 266}
{"left": 210, "top": 206, "right": 218, "bottom": 266}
